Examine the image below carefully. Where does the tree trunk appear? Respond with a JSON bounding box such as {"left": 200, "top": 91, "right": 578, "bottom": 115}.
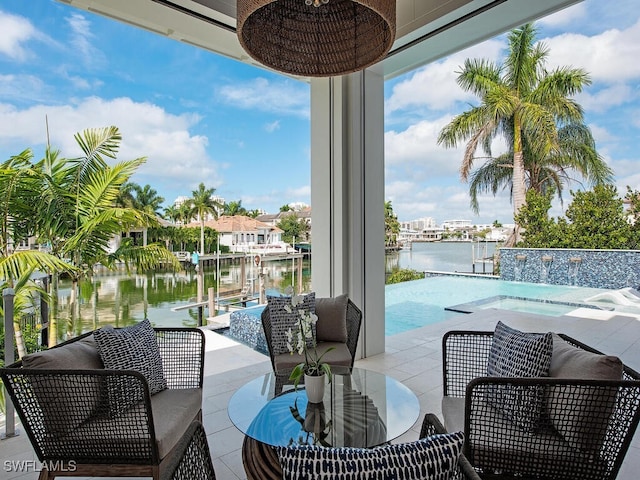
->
{"left": 200, "top": 220, "right": 205, "bottom": 255}
{"left": 48, "top": 273, "right": 59, "bottom": 346}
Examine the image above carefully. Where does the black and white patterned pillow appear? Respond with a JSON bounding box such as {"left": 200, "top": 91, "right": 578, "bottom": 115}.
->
{"left": 94, "top": 319, "right": 167, "bottom": 415}
{"left": 486, "top": 321, "right": 553, "bottom": 432}
{"left": 267, "top": 293, "right": 316, "bottom": 355}
{"left": 277, "top": 431, "right": 464, "bottom": 480}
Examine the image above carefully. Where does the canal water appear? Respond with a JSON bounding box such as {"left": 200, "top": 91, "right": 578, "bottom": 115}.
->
{"left": 53, "top": 242, "right": 496, "bottom": 337}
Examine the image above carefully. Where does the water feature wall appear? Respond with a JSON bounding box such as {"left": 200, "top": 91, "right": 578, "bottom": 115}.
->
{"left": 500, "top": 248, "right": 640, "bottom": 289}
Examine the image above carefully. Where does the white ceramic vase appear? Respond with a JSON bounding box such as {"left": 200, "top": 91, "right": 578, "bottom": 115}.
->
{"left": 304, "top": 373, "right": 325, "bottom": 403}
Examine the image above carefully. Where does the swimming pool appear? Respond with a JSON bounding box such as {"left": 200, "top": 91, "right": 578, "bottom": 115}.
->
{"left": 384, "top": 275, "right": 607, "bottom": 336}
{"left": 222, "top": 276, "right": 609, "bottom": 343}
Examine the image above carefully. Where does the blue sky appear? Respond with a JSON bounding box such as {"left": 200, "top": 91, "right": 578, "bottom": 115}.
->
{"left": 0, "top": 0, "right": 638, "bottom": 225}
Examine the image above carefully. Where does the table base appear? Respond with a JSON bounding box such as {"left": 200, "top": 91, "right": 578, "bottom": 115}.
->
{"left": 242, "top": 436, "right": 283, "bottom": 480}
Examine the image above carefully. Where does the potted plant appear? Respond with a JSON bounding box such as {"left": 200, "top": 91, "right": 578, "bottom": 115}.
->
{"left": 284, "top": 293, "right": 334, "bottom": 402}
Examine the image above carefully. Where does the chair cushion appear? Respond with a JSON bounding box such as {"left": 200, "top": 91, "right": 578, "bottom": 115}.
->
{"left": 22, "top": 335, "right": 105, "bottom": 436}
{"left": 464, "top": 397, "right": 608, "bottom": 480}
{"left": 486, "top": 321, "right": 553, "bottom": 432}
{"left": 55, "top": 388, "right": 202, "bottom": 462}
{"left": 277, "top": 431, "right": 465, "bottom": 480}
{"left": 441, "top": 396, "right": 465, "bottom": 433}
{"left": 94, "top": 319, "right": 167, "bottom": 416}
{"left": 315, "top": 294, "right": 349, "bottom": 343}
{"left": 547, "top": 334, "right": 623, "bottom": 452}
{"left": 267, "top": 293, "right": 316, "bottom": 355}
{"left": 273, "top": 342, "right": 352, "bottom": 372}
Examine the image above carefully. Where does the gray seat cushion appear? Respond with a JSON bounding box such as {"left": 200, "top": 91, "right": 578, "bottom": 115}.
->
{"left": 274, "top": 342, "right": 352, "bottom": 371}
{"left": 54, "top": 388, "right": 202, "bottom": 461}
{"left": 443, "top": 395, "right": 608, "bottom": 479}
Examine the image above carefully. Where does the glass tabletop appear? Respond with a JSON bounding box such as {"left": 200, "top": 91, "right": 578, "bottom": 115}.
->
{"left": 228, "top": 367, "right": 420, "bottom": 448}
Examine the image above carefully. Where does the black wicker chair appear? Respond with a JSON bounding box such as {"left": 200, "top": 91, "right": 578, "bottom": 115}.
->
{"left": 261, "top": 297, "right": 362, "bottom": 376}
{"left": 0, "top": 327, "right": 205, "bottom": 480}
{"left": 160, "top": 421, "right": 216, "bottom": 480}
{"left": 420, "top": 414, "right": 483, "bottom": 480}
{"left": 441, "top": 330, "right": 640, "bottom": 480}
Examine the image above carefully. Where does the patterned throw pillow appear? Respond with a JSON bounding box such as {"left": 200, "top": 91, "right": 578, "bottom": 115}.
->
{"left": 277, "top": 432, "right": 464, "bottom": 480}
{"left": 94, "top": 319, "right": 167, "bottom": 415}
{"left": 267, "top": 293, "right": 316, "bottom": 355}
{"left": 486, "top": 321, "right": 553, "bottom": 432}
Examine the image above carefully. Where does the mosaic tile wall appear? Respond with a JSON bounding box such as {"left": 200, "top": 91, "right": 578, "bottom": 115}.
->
{"left": 499, "top": 248, "right": 640, "bottom": 289}
{"left": 229, "top": 308, "right": 268, "bottom": 354}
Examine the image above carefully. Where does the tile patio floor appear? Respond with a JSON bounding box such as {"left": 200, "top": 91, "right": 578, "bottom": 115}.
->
{"left": 1, "top": 307, "right": 639, "bottom": 479}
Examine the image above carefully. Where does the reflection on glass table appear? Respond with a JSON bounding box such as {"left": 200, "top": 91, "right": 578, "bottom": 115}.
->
{"left": 228, "top": 367, "right": 420, "bottom": 479}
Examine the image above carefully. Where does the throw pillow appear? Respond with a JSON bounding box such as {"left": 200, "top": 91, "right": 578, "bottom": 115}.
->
{"left": 267, "top": 292, "right": 316, "bottom": 355}
{"left": 486, "top": 321, "right": 553, "bottom": 432}
{"left": 315, "top": 294, "right": 349, "bottom": 343}
{"left": 94, "top": 319, "right": 167, "bottom": 416}
{"left": 547, "top": 333, "right": 623, "bottom": 452}
{"left": 277, "top": 431, "right": 465, "bottom": 480}
{"left": 22, "top": 334, "right": 105, "bottom": 435}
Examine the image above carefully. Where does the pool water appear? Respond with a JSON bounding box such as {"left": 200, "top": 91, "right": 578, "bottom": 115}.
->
{"left": 384, "top": 275, "right": 606, "bottom": 336}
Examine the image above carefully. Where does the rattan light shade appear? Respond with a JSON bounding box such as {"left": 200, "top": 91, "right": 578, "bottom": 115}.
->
{"left": 237, "top": 0, "right": 396, "bottom": 77}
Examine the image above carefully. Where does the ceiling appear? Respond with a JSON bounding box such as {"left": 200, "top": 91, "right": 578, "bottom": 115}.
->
{"left": 57, "top": 0, "right": 583, "bottom": 80}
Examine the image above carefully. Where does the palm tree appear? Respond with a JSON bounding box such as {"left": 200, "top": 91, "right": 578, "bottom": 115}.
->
{"left": 384, "top": 201, "right": 400, "bottom": 247}
{"left": 189, "top": 183, "right": 222, "bottom": 254}
{"left": 163, "top": 204, "right": 181, "bottom": 224}
{"left": 438, "top": 23, "right": 607, "bottom": 244}
{"left": 131, "top": 184, "right": 165, "bottom": 246}
{"left": 224, "top": 200, "right": 247, "bottom": 216}
{"left": 35, "top": 127, "right": 179, "bottom": 342}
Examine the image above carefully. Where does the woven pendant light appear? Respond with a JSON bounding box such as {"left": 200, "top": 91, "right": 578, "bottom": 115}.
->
{"left": 237, "top": 0, "right": 396, "bottom": 77}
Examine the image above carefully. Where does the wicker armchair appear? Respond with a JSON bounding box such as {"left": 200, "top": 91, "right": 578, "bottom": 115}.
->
{"left": 420, "top": 414, "right": 482, "bottom": 480}
{"left": 0, "top": 327, "right": 205, "bottom": 480}
{"left": 160, "top": 421, "right": 216, "bottom": 480}
{"left": 441, "top": 330, "right": 640, "bottom": 480}
{"left": 261, "top": 297, "right": 362, "bottom": 375}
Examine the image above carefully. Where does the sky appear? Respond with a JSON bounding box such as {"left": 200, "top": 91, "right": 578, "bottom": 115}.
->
{"left": 0, "top": 0, "right": 639, "bottom": 225}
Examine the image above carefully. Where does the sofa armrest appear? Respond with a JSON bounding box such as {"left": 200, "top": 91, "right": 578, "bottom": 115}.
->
{"left": 442, "top": 331, "right": 493, "bottom": 397}
{"left": 155, "top": 328, "right": 205, "bottom": 389}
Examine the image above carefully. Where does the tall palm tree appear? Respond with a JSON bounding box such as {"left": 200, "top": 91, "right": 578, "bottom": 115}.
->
{"left": 438, "top": 23, "right": 606, "bottom": 244}
{"left": 189, "top": 183, "right": 222, "bottom": 255}
{"left": 163, "top": 204, "right": 181, "bottom": 224}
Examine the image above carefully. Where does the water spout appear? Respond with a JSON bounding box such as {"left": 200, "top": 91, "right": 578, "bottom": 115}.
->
{"left": 568, "top": 257, "right": 581, "bottom": 286}
{"left": 540, "top": 255, "right": 553, "bottom": 284}
{"left": 514, "top": 255, "right": 527, "bottom": 282}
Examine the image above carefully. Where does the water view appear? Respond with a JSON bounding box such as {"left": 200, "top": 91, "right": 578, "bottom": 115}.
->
{"left": 51, "top": 242, "right": 493, "bottom": 339}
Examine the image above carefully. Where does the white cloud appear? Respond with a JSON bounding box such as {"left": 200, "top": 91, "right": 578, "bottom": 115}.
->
{"left": 538, "top": 2, "right": 587, "bottom": 27}
{"left": 386, "top": 39, "right": 504, "bottom": 113}
{"left": 66, "top": 13, "right": 105, "bottom": 69}
{"left": 0, "top": 10, "right": 36, "bottom": 60}
{"left": 577, "top": 83, "right": 635, "bottom": 113}
{"left": 264, "top": 120, "right": 280, "bottom": 132}
{"left": 217, "top": 78, "right": 309, "bottom": 117}
{"left": 544, "top": 19, "right": 640, "bottom": 84}
{"left": 385, "top": 117, "right": 464, "bottom": 177}
{"left": 0, "top": 96, "right": 220, "bottom": 193}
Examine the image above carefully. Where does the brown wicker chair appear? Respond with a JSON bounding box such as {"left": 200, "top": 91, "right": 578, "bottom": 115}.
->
{"left": 261, "top": 297, "right": 362, "bottom": 376}
{"left": 160, "top": 421, "right": 216, "bottom": 480}
{"left": 441, "top": 330, "right": 640, "bottom": 480}
{"left": 0, "top": 327, "right": 205, "bottom": 480}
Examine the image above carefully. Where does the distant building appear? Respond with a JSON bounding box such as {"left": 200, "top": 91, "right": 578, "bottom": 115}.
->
{"left": 442, "top": 219, "right": 472, "bottom": 230}
{"left": 186, "top": 215, "right": 291, "bottom": 254}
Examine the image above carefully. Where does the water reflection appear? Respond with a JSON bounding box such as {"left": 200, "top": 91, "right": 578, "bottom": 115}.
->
{"left": 54, "top": 258, "right": 312, "bottom": 338}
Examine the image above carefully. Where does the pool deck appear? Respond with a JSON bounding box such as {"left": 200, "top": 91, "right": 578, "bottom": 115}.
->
{"left": 1, "top": 307, "right": 640, "bottom": 479}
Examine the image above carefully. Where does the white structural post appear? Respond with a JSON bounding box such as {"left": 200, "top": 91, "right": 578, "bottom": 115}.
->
{"left": 2, "top": 288, "right": 18, "bottom": 439}
{"left": 310, "top": 67, "right": 386, "bottom": 358}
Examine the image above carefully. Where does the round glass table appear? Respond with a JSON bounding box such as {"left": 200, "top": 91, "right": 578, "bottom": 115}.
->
{"left": 228, "top": 367, "right": 420, "bottom": 479}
